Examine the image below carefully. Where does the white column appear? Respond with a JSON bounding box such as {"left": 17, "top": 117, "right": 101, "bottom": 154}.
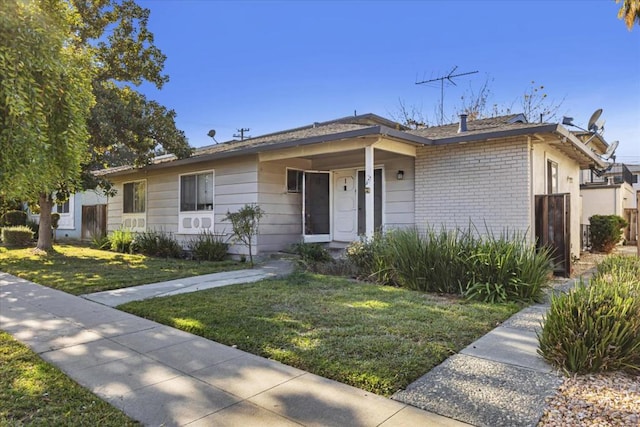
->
{"left": 365, "top": 145, "right": 374, "bottom": 238}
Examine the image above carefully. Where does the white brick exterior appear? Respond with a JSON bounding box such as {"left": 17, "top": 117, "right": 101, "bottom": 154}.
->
{"left": 415, "top": 137, "right": 532, "bottom": 237}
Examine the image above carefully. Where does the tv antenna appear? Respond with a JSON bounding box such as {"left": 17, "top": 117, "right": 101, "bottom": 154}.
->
{"left": 233, "top": 128, "right": 251, "bottom": 141}
{"left": 416, "top": 65, "right": 478, "bottom": 124}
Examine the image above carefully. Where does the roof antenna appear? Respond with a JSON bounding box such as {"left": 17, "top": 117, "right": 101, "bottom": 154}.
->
{"left": 354, "top": 110, "right": 357, "bottom": 117}
{"left": 416, "top": 65, "right": 478, "bottom": 125}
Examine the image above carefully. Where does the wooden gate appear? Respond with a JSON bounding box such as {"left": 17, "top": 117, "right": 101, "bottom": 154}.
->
{"left": 81, "top": 204, "right": 107, "bottom": 240}
{"left": 535, "top": 194, "right": 571, "bottom": 277}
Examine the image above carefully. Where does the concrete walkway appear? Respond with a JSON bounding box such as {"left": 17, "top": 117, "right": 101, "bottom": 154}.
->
{"left": 0, "top": 269, "right": 465, "bottom": 427}
{"left": 81, "top": 259, "right": 296, "bottom": 307}
{"left": 392, "top": 278, "right": 585, "bottom": 427}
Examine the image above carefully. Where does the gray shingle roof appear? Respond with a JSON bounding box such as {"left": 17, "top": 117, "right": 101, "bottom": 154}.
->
{"left": 406, "top": 114, "right": 533, "bottom": 140}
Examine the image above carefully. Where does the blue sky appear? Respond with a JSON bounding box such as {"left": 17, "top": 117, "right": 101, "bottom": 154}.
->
{"left": 137, "top": 0, "right": 640, "bottom": 163}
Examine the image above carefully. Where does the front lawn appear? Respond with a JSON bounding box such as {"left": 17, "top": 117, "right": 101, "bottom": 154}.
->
{"left": 0, "top": 244, "right": 243, "bottom": 295}
{"left": 120, "top": 272, "right": 521, "bottom": 396}
{"left": 0, "top": 331, "right": 138, "bottom": 426}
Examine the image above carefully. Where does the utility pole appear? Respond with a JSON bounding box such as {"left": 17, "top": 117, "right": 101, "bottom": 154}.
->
{"left": 416, "top": 66, "right": 478, "bottom": 124}
{"left": 233, "top": 128, "right": 251, "bottom": 141}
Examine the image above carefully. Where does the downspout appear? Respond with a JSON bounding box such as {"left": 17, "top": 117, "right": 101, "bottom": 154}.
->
{"left": 528, "top": 137, "right": 535, "bottom": 244}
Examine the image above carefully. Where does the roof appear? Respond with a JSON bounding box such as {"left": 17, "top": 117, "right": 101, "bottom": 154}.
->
{"left": 96, "top": 112, "right": 607, "bottom": 177}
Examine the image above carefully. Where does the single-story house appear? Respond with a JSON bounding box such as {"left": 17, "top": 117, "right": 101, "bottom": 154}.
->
{"left": 98, "top": 113, "right": 608, "bottom": 275}
{"left": 28, "top": 190, "right": 108, "bottom": 240}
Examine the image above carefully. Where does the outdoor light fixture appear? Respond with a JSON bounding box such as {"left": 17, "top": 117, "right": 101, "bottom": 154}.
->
{"left": 397, "top": 170, "right": 404, "bottom": 180}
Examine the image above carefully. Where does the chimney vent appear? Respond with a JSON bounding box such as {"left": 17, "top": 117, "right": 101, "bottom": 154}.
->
{"left": 457, "top": 114, "right": 468, "bottom": 133}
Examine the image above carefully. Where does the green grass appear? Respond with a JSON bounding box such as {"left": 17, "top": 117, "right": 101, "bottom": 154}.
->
{"left": 0, "top": 331, "right": 138, "bottom": 426}
{"left": 120, "top": 272, "right": 521, "bottom": 396}
{"left": 0, "top": 244, "right": 243, "bottom": 295}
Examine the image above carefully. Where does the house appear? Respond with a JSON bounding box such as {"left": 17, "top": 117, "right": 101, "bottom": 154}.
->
{"left": 28, "top": 190, "right": 108, "bottom": 240}
{"left": 98, "top": 113, "right": 608, "bottom": 275}
{"left": 580, "top": 163, "right": 638, "bottom": 246}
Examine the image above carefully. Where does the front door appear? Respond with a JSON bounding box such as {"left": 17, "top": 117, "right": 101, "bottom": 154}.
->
{"left": 333, "top": 170, "right": 357, "bottom": 242}
{"left": 303, "top": 171, "right": 331, "bottom": 242}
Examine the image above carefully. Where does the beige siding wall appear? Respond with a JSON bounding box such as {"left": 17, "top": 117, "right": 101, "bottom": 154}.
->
{"left": 107, "top": 156, "right": 259, "bottom": 253}
{"left": 532, "top": 142, "right": 581, "bottom": 257}
{"left": 257, "top": 158, "right": 311, "bottom": 253}
{"left": 415, "top": 137, "right": 531, "bottom": 235}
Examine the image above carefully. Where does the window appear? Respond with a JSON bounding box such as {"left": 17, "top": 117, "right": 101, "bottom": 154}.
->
{"left": 287, "top": 169, "right": 303, "bottom": 193}
{"left": 180, "top": 171, "right": 213, "bottom": 211}
{"left": 547, "top": 160, "right": 558, "bottom": 194}
{"left": 123, "top": 181, "right": 146, "bottom": 213}
{"left": 56, "top": 200, "right": 70, "bottom": 214}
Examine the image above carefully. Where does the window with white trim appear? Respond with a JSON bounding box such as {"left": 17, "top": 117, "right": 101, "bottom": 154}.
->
{"left": 180, "top": 171, "right": 214, "bottom": 211}
{"left": 287, "top": 168, "right": 303, "bottom": 193}
{"left": 56, "top": 200, "right": 70, "bottom": 214}
{"left": 123, "top": 181, "right": 146, "bottom": 213}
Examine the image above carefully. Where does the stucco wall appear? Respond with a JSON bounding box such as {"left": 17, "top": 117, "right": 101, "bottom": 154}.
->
{"left": 414, "top": 137, "right": 531, "bottom": 236}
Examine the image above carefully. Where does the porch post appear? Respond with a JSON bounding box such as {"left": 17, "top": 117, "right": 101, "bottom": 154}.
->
{"left": 364, "top": 145, "right": 375, "bottom": 239}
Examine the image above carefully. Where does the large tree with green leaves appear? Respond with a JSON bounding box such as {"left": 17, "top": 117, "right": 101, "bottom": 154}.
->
{"left": 0, "top": 0, "right": 95, "bottom": 251}
{"left": 2, "top": 0, "right": 191, "bottom": 251}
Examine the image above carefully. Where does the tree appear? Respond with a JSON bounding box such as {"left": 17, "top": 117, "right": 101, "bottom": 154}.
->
{"left": 3, "top": 0, "right": 192, "bottom": 250}
{"left": 0, "top": 0, "right": 95, "bottom": 251}
{"left": 224, "top": 204, "right": 265, "bottom": 267}
{"left": 616, "top": 0, "right": 640, "bottom": 30}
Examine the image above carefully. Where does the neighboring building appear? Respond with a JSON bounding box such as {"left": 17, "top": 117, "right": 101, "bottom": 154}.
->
{"left": 29, "top": 190, "right": 108, "bottom": 240}
{"left": 98, "top": 113, "right": 608, "bottom": 275}
{"left": 580, "top": 163, "right": 638, "bottom": 246}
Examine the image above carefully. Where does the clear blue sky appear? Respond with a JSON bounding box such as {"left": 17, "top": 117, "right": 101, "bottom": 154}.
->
{"left": 137, "top": 0, "right": 640, "bottom": 163}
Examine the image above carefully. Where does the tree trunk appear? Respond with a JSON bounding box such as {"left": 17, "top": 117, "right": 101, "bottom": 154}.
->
{"left": 37, "top": 193, "right": 53, "bottom": 251}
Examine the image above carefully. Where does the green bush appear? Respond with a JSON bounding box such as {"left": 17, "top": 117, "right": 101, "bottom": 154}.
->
{"left": 109, "top": 228, "right": 133, "bottom": 253}
{"left": 345, "top": 227, "right": 552, "bottom": 303}
{"left": 90, "top": 233, "right": 110, "bottom": 250}
{"left": 131, "top": 230, "right": 183, "bottom": 258}
{"left": 0, "top": 210, "right": 27, "bottom": 227}
{"left": 589, "top": 215, "right": 628, "bottom": 253}
{"left": 291, "top": 242, "right": 333, "bottom": 264}
{"left": 1, "top": 225, "right": 34, "bottom": 247}
{"left": 25, "top": 219, "right": 39, "bottom": 239}
{"left": 188, "top": 231, "right": 228, "bottom": 261}
{"left": 538, "top": 277, "right": 640, "bottom": 374}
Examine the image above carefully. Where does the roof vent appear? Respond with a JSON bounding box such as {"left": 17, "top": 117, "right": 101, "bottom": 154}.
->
{"left": 457, "top": 114, "right": 468, "bottom": 133}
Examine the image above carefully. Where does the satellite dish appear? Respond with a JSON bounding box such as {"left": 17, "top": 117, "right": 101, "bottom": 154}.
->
{"left": 207, "top": 129, "right": 216, "bottom": 138}
{"left": 587, "top": 109, "right": 603, "bottom": 132}
{"left": 602, "top": 140, "right": 619, "bottom": 160}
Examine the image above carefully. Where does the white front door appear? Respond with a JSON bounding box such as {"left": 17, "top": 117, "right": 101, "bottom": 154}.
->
{"left": 333, "top": 170, "right": 358, "bottom": 242}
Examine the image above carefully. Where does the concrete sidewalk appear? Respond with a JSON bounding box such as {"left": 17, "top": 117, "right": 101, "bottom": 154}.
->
{"left": 0, "top": 271, "right": 466, "bottom": 427}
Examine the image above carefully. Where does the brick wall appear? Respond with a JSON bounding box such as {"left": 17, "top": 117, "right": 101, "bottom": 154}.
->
{"left": 414, "top": 137, "right": 531, "bottom": 236}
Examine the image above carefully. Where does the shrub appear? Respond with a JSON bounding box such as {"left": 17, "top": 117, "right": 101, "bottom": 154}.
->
{"left": 90, "top": 234, "right": 110, "bottom": 250}
{"left": 589, "top": 215, "right": 628, "bottom": 253}
{"left": 345, "top": 226, "right": 552, "bottom": 303}
{"left": 538, "top": 279, "right": 640, "bottom": 374}
{"left": 0, "top": 210, "right": 27, "bottom": 227}
{"left": 188, "top": 231, "right": 228, "bottom": 261}
{"left": 291, "top": 242, "right": 332, "bottom": 264}
{"left": 109, "top": 228, "right": 133, "bottom": 253}
{"left": 25, "top": 219, "right": 39, "bottom": 239}
{"left": 1, "top": 225, "right": 34, "bottom": 247}
{"left": 131, "top": 230, "right": 183, "bottom": 258}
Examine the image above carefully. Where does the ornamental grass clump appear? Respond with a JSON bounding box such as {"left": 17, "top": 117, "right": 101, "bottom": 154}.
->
{"left": 538, "top": 256, "right": 640, "bottom": 374}
{"left": 188, "top": 230, "right": 228, "bottom": 261}
{"left": 131, "top": 230, "right": 183, "bottom": 258}
{"left": 346, "top": 226, "right": 552, "bottom": 303}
